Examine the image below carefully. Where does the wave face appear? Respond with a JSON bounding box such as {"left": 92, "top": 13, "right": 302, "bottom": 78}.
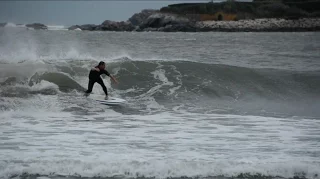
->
{"left": 1, "top": 60, "right": 319, "bottom": 116}
{"left": 0, "top": 30, "right": 320, "bottom": 179}
{"left": 111, "top": 60, "right": 320, "bottom": 100}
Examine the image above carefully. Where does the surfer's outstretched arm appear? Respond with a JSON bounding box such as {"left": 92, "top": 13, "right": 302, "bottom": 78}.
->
{"left": 110, "top": 75, "right": 118, "bottom": 84}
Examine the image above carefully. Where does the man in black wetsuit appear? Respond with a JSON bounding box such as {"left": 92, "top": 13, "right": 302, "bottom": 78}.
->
{"left": 85, "top": 61, "right": 118, "bottom": 99}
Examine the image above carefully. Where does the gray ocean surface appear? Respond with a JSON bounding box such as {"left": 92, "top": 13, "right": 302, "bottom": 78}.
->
{"left": 0, "top": 29, "right": 320, "bottom": 178}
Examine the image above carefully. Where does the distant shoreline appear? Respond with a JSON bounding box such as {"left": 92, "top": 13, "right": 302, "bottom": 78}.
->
{"left": 2, "top": 18, "right": 319, "bottom": 32}
{"left": 2, "top": 1, "right": 320, "bottom": 32}
{"left": 2, "top": 19, "right": 319, "bottom": 33}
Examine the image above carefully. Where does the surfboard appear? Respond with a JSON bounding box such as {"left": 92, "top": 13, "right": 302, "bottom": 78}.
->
{"left": 88, "top": 94, "right": 126, "bottom": 105}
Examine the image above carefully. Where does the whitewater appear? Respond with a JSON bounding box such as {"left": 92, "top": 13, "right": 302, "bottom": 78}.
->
{"left": 0, "top": 28, "right": 320, "bottom": 178}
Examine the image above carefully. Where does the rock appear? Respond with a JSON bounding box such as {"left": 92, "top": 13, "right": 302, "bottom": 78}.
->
{"left": 162, "top": 23, "right": 196, "bottom": 32}
{"left": 95, "top": 26, "right": 103, "bottom": 31}
{"left": 26, "top": 23, "right": 47, "bottom": 30}
{"left": 128, "top": 9, "right": 158, "bottom": 26}
{"left": 100, "top": 20, "right": 134, "bottom": 31}
{"left": 140, "top": 13, "right": 190, "bottom": 30}
{"left": 0, "top": 23, "right": 7, "bottom": 27}
{"left": 68, "top": 21, "right": 134, "bottom": 31}
{"left": 68, "top": 24, "right": 99, "bottom": 31}
{"left": 143, "top": 27, "right": 158, "bottom": 32}
{"left": 68, "top": 25, "right": 81, "bottom": 30}
{"left": 79, "top": 24, "right": 98, "bottom": 31}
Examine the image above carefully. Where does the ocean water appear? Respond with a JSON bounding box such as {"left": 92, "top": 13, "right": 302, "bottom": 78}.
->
{"left": 0, "top": 28, "right": 320, "bottom": 178}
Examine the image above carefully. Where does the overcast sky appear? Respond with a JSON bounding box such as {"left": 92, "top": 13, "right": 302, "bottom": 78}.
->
{"left": 0, "top": 0, "right": 251, "bottom": 26}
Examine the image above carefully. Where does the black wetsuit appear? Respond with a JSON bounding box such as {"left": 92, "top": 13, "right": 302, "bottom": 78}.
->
{"left": 85, "top": 67, "right": 110, "bottom": 96}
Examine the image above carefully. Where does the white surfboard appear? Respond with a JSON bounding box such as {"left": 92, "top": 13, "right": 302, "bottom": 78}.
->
{"left": 88, "top": 94, "right": 126, "bottom": 105}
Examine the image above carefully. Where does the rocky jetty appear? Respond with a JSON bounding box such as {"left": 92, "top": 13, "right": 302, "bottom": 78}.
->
{"left": 140, "top": 13, "right": 189, "bottom": 28}
{"left": 26, "top": 23, "right": 48, "bottom": 30}
{"left": 196, "top": 18, "right": 320, "bottom": 32}
{"left": 66, "top": 7, "right": 320, "bottom": 32}
{"left": 100, "top": 20, "right": 134, "bottom": 31}
{"left": 128, "top": 9, "right": 158, "bottom": 26}
{"left": 68, "top": 21, "right": 135, "bottom": 31}
{"left": 134, "top": 13, "right": 320, "bottom": 32}
{"left": 136, "top": 13, "right": 195, "bottom": 32}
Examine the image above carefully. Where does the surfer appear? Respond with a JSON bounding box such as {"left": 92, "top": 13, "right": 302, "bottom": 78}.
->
{"left": 85, "top": 61, "right": 118, "bottom": 99}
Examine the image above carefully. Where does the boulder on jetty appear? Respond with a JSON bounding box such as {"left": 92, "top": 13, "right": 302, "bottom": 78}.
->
{"left": 100, "top": 20, "right": 134, "bottom": 31}
{"left": 0, "top": 23, "right": 7, "bottom": 27}
{"left": 137, "top": 13, "right": 197, "bottom": 32}
{"left": 195, "top": 18, "right": 320, "bottom": 32}
{"left": 78, "top": 24, "right": 98, "bottom": 31}
{"left": 68, "top": 24, "right": 98, "bottom": 31}
{"left": 68, "top": 21, "right": 135, "bottom": 31}
{"left": 26, "top": 23, "right": 47, "bottom": 30}
{"left": 68, "top": 25, "right": 81, "bottom": 30}
{"left": 128, "top": 9, "right": 158, "bottom": 26}
{"left": 140, "top": 13, "right": 190, "bottom": 29}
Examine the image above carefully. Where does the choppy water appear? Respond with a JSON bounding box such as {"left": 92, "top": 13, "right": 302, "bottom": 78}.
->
{"left": 0, "top": 28, "right": 320, "bottom": 178}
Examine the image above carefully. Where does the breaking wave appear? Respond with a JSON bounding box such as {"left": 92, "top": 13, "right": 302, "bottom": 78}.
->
{"left": 1, "top": 59, "right": 319, "bottom": 117}
{"left": 1, "top": 60, "right": 319, "bottom": 100}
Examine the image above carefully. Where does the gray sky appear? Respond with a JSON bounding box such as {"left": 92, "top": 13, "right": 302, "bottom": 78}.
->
{"left": 0, "top": 0, "right": 251, "bottom": 26}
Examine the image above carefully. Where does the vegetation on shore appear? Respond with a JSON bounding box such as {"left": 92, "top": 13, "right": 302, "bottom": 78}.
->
{"left": 159, "top": 0, "right": 320, "bottom": 21}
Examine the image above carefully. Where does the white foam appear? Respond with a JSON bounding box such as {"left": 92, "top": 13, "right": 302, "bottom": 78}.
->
{"left": 130, "top": 66, "right": 182, "bottom": 112}
{"left": 136, "top": 68, "right": 173, "bottom": 100}
{"left": 29, "top": 80, "right": 59, "bottom": 92}
{"left": 0, "top": 30, "right": 39, "bottom": 63}
{"left": 152, "top": 69, "right": 172, "bottom": 86}
{"left": 2, "top": 23, "right": 26, "bottom": 28}
{"left": 0, "top": 102, "right": 319, "bottom": 178}
{"left": 47, "top": 25, "right": 67, "bottom": 31}
{"left": 0, "top": 28, "right": 191, "bottom": 64}
{"left": 185, "top": 38, "right": 196, "bottom": 41}
{"left": 0, "top": 30, "right": 131, "bottom": 63}
{"left": 4, "top": 22, "right": 16, "bottom": 28}
{"left": 0, "top": 159, "right": 319, "bottom": 178}
{"left": 168, "top": 65, "right": 182, "bottom": 96}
